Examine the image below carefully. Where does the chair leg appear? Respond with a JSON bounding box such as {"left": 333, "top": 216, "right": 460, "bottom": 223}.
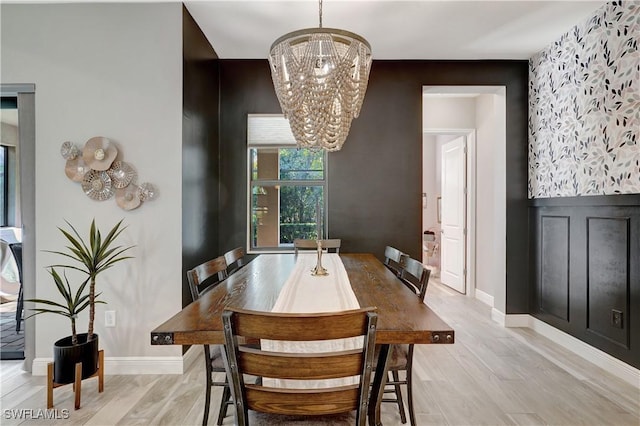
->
{"left": 216, "top": 379, "right": 231, "bottom": 425}
{"left": 15, "top": 284, "right": 23, "bottom": 332}
{"left": 391, "top": 370, "right": 407, "bottom": 424}
{"left": 202, "top": 363, "right": 212, "bottom": 426}
{"left": 406, "top": 368, "right": 416, "bottom": 426}
{"left": 202, "top": 383, "right": 211, "bottom": 425}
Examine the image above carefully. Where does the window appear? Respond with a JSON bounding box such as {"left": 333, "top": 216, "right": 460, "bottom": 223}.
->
{"left": 247, "top": 115, "right": 327, "bottom": 252}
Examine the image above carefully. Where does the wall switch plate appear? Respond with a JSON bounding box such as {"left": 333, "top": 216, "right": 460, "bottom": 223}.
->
{"left": 611, "top": 309, "right": 623, "bottom": 329}
{"left": 105, "top": 310, "right": 116, "bottom": 327}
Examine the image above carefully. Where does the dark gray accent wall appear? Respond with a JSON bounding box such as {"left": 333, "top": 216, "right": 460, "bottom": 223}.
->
{"left": 182, "top": 7, "right": 220, "bottom": 309}
{"left": 219, "top": 60, "right": 281, "bottom": 257}
{"left": 530, "top": 195, "right": 640, "bottom": 368}
{"left": 218, "top": 59, "right": 530, "bottom": 314}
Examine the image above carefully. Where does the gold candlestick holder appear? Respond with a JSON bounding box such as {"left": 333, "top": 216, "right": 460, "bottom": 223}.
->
{"left": 311, "top": 239, "right": 328, "bottom": 276}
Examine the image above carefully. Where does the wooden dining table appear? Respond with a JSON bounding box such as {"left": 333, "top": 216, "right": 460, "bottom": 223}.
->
{"left": 151, "top": 253, "right": 454, "bottom": 426}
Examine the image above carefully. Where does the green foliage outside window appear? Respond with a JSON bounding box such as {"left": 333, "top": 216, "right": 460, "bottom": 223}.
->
{"left": 250, "top": 147, "right": 326, "bottom": 248}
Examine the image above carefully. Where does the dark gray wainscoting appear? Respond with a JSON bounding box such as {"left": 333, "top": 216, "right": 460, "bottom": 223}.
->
{"left": 530, "top": 194, "right": 640, "bottom": 368}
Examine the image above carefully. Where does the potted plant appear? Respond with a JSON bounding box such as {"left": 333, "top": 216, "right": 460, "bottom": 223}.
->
{"left": 28, "top": 219, "right": 133, "bottom": 384}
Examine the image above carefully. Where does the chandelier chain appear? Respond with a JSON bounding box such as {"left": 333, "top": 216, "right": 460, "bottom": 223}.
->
{"left": 319, "top": 0, "right": 323, "bottom": 28}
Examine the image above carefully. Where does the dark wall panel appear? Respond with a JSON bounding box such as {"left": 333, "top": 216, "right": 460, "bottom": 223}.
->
{"left": 540, "top": 216, "right": 570, "bottom": 322}
{"left": 218, "top": 59, "right": 530, "bottom": 313}
{"left": 587, "top": 217, "right": 630, "bottom": 349}
{"left": 530, "top": 195, "right": 640, "bottom": 368}
{"left": 218, "top": 60, "right": 281, "bottom": 256}
{"left": 182, "top": 7, "right": 220, "bottom": 308}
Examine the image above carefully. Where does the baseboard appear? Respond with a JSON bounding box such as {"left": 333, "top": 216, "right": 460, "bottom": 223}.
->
{"left": 490, "top": 308, "right": 505, "bottom": 326}
{"left": 528, "top": 316, "right": 639, "bottom": 388}
{"left": 495, "top": 314, "right": 638, "bottom": 388}
{"left": 32, "top": 347, "right": 201, "bottom": 376}
{"left": 475, "top": 288, "right": 494, "bottom": 307}
{"left": 504, "top": 314, "right": 530, "bottom": 328}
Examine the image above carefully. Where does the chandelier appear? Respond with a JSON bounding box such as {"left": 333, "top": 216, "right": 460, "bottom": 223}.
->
{"left": 268, "top": 0, "right": 372, "bottom": 151}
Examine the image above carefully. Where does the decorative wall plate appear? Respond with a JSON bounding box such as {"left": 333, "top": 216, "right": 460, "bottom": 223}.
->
{"left": 81, "top": 170, "right": 114, "bottom": 201}
{"left": 60, "top": 141, "right": 79, "bottom": 160}
{"left": 115, "top": 186, "right": 141, "bottom": 210}
{"left": 61, "top": 136, "right": 156, "bottom": 208}
{"left": 107, "top": 161, "right": 136, "bottom": 189}
{"left": 83, "top": 137, "right": 118, "bottom": 171}
{"left": 137, "top": 182, "right": 156, "bottom": 201}
{"left": 64, "top": 158, "right": 89, "bottom": 182}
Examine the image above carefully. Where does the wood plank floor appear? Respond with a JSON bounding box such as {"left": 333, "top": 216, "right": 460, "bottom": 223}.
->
{"left": 1, "top": 280, "right": 638, "bottom": 425}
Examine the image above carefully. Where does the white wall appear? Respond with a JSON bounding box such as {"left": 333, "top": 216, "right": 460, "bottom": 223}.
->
{"left": 474, "top": 93, "right": 506, "bottom": 310}
{"left": 1, "top": 3, "right": 184, "bottom": 371}
{"left": 422, "top": 135, "right": 437, "bottom": 232}
{"left": 423, "top": 97, "right": 476, "bottom": 129}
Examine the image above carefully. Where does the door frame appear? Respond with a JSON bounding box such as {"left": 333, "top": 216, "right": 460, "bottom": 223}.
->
{"left": 1, "top": 84, "right": 36, "bottom": 371}
{"left": 423, "top": 128, "right": 476, "bottom": 298}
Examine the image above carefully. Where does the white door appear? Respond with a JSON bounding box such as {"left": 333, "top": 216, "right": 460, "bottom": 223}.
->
{"left": 440, "top": 136, "right": 466, "bottom": 293}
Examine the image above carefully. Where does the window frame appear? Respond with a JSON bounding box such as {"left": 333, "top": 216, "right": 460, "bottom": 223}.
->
{"left": 246, "top": 146, "right": 328, "bottom": 254}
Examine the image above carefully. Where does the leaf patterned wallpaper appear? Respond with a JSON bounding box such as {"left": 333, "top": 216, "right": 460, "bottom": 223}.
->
{"left": 529, "top": 1, "right": 640, "bottom": 198}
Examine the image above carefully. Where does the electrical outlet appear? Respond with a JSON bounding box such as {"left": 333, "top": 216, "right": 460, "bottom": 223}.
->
{"left": 105, "top": 310, "right": 116, "bottom": 327}
{"left": 611, "top": 309, "right": 623, "bottom": 329}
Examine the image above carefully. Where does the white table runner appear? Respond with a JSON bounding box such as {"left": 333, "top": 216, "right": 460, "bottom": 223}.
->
{"left": 262, "top": 253, "right": 362, "bottom": 388}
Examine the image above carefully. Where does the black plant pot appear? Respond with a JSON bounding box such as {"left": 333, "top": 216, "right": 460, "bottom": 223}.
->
{"left": 53, "top": 333, "right": 99, "bottom": 384}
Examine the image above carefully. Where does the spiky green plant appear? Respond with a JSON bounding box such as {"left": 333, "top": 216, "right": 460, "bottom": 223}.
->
{"left": 27, "top": 269, "right": 104, "bottom": 345}
{"left": 47, "top": 219, "right": 134, "bottom": 341}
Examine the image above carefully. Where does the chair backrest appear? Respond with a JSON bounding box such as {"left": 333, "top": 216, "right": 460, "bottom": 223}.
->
{"left": 9, "top": 243, "right": 22, "bottom": 282}
{"left": 293, "top": 238, "right": 341, "bottom": 255}
{"left": 187, "top": 256, "right": 228, "bottom": 301}
{"left": 399, "top": 257, "right": 431, "bottom": 302}
{"left": 224, "top": 246, "right": 246, "bottom": 275}
{"left": 222, "top": 307, "right": 377, "bottom": 426}
{"left": 384, "top": 246, "right": 407, "bottom": 276}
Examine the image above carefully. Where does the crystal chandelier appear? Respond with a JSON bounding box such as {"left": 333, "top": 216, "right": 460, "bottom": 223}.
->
{"left": 268, "top": 0, "right": 372, "bottom": 151}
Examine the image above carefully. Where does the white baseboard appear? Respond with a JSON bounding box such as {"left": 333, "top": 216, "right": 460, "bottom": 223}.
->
{"left": 491, "top": 308, "right": 640, "bottom": 389}
{"left": 475, "top": 288, "right": 494, "bottom": 307}
{"left": 491, "top": 308, "right": 505, "bottom": 326}
{"left": 490, "top": 309, "right": 529, "bottom": 327}
{"left": 504, "top": 314, "right": 530, "bottom": 328}
{"left": 32, "top": 346, "right": 202, "bottom": 376}
{"left": 488, "top": 311, "right": 639, "bottom": 388}
{"left": 527, "top": 316, "right": 639, "bottom": 388}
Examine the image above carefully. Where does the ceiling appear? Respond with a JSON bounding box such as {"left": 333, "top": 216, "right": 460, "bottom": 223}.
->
{"left": 185, "top": 0, "right": 607, "bottom": 60}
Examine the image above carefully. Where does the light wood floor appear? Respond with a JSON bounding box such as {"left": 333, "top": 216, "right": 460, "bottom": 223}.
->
{"left": 1, "top": 280, "right": 638, "bottom": 425}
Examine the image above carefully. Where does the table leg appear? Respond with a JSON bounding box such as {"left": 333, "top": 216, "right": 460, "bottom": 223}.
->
{"left": 368, "top": 344, "right": 391, "bottom": 426}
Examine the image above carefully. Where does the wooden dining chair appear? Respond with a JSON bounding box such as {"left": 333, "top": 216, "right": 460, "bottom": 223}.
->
{"left": 222, "top": 307, "right": 378, "bottom": 426}
{"left": 293, "top": 238, "right": 341, "bottom": 254}
{"left": 399, "top": 256, "right": 431, "bottom": 304}
{"left": 187, "top": 256, "right": 231, "bottom": 426}
{"left": 382, "top": 256, "right": 431, "bottom": 425}
{"left": 223, "top": 246, "right": 246, "bottom": 276}
{"left": 383, "top": 245, "right": 407, "bottom": 277}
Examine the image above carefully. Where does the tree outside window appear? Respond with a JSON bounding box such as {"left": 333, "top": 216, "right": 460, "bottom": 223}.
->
{"left": 249, "top": 147, "right": 326, "bottom": 251}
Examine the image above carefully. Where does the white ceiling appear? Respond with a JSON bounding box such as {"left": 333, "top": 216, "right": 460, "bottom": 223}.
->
{"left": 185, "top": 0, "right": 607, "bottom": 60}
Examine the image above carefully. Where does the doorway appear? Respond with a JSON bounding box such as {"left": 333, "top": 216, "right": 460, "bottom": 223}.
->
{"left": 422, "top": 130, "right": 473, "bottom": 295}
{"left": 1, "top": 97, "right": 23, "bottom": 359}
{"left": 0, "top": 84, "right": 35, "bottom": 370}
{"left": 422, "top": 86, "right": 506, "bottom": 307}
